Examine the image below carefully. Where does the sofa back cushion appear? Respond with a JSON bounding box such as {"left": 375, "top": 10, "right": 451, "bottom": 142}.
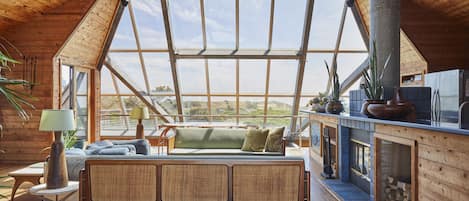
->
{"left": 175, "top": 128, "right": 247, "bottom": 149}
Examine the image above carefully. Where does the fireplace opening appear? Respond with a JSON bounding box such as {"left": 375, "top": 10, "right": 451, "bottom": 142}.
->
{"left": 375, "top": 136, "right": 415, "bottom": 201}
{"left": 350, "top": 140, "right": 371, "bottom": 193}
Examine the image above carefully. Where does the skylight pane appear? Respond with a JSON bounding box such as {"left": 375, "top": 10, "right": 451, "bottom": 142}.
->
{"left": 208, "top": 59, "right": 236, "bottom": 94}
{"left": 100, "top": 96, "right": 127, "bottom": 135}
{"left": 239, "top": 60, "right": 267, "bottom": 94}
{"left": 269, "top": 60, "right": 298, "bottom": 95}
{"left": 108, "top": 53, "right": 146, "bottom": 93}
{"left": 266, "top": 117, "right": 291, "bottom": 127}
{"left": 132, "top": 0, "right": 168, "bottom": 49}
{"left": 152, "top": 96, "right": 178, "bottom": 115}
{"left": 204, "top": 0, "right": 235, "bottom": 49}
{"left": 142, "top": 53, "right": 174, "bottom": 95}
{"left": 168, "top": 0, "right": 203, "bottom": 50}
{"left": 308, "top": 0, "right": 342, "bottom": 49}
{"left": 182, "top": 96, "right": 209, "bottom": 122}
{"left": 239, "top": 0, "right": 270, "bottom": 49}
{"left": 337, "top": 53, "right": 368, "bottom": 83}
{"left": 267, "top": 97, "right": 293, "bottom": 115}
{"left": 178, "top": 59, "right": 206, "bottom": 94}
{"left": 340, "top": 9, "right": 367, "bottom": 50}
{"left": 239, "top": 97, "right": 265, "bottom": 115}
{"left": 271, "top": 0, "right": 306, "bottom": 50}
{"left": 301, "top": 53, "right": 333, "bottom": 95}
{"left": 211, "top": 96, "right": 236, "bottom": 122}
{"left": 101, "top": 67, "right": 116, "bottom": 94}
{"left": 110, "top": 8, "right": 136, "bottom": 49}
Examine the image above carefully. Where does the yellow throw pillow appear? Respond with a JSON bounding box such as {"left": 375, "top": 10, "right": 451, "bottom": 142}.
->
{"left": 264, "top": 127, "right": 285, "bottom": 152}
{"left": 241, "top": 128, "right": 269, "bottom": 152}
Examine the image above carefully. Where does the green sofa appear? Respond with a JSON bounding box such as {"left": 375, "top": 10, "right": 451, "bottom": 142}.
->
{"left": 165, "top": 128, "right": 286, "bottom": 155}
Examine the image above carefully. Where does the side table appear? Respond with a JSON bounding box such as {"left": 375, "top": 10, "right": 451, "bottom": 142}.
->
{"left": 29, "top": 181, "right": 79, "bottom": 201}
{"left": 8, "top": 162, "right": 44, "bottom": 201}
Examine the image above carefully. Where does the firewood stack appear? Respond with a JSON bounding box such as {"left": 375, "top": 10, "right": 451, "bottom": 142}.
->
{"left": 384, "top": 176, "right": 411, "bottom": 201}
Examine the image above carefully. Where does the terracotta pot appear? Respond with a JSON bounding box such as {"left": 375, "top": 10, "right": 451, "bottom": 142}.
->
{"left": 326, "top": 101, "right": 344, "bottom": 114}
{"left": 361, "top": 99, "right": 386, "bottom": 117}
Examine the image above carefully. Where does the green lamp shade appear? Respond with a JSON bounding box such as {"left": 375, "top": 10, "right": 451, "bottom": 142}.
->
{"left": 39, "top": 109, "right": 76, "bottom": 131}
{"left": 130, "top": 107, "right": 150, "bottom": 119}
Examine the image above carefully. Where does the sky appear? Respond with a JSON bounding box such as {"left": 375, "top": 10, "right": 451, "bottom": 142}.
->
{"left": 104, "top": 0, "right": 368, "bottom": 102}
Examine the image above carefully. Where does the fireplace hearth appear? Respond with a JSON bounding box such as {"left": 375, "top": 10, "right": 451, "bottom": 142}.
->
{"left": 374, "top": 133, "right": 416, "bottom": 201}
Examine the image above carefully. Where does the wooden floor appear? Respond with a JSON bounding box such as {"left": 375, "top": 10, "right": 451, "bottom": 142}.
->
{"left": 0, "top": 149, "right": 338, "bottom": 201}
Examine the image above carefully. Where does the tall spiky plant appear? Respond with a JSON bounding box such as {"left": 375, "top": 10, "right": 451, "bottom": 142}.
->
{"left": 0, "top": 38, "right": 35, "bottom": 121}
{"left": 362, "top": 41, "right": 392, "bottom": 100}
{"left": 325, "top": 60, "right": 340, "bottom": 102}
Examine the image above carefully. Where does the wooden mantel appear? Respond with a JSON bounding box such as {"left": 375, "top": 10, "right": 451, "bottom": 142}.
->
{"left": 302, "top": 111, "right": 469, "bottom": 201}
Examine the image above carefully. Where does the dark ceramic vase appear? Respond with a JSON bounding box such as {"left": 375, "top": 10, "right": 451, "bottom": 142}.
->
{"left": 361, "top": 99, "right": 386, "bottom": 117}
{"left": 326, "top": 101, "right": 344, "bottom": 114}
{"left": 367, "top": 88, "right": 416, "bottom": 121}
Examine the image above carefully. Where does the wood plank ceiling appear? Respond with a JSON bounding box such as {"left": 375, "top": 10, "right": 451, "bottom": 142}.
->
{"left": 356, "top": 0, "right": 469, "bottom": 74}
{"left": 0, "top": 0, "right": 70, "bottom": 31}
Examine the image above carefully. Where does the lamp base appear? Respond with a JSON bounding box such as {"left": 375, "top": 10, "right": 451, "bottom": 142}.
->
{"left": 136, "top": 119, "right": 145, "bottom": 139}
{"left": 46, "top": 131, "right": 68, "bottom": 189}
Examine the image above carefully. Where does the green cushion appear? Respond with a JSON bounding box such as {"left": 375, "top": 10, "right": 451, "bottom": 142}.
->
{"left": 175, "top": 128, "right": 247, "bottom": 149}
{"left": 264, "top": 127, "right": 285, "bottom": 152}
{"left": 241, "top": 129, "right": 269, "bottom": 152}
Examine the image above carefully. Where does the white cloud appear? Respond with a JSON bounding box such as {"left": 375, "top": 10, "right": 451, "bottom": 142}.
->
{"left": 132, "top": 0, "right": 162, "bottom": 17}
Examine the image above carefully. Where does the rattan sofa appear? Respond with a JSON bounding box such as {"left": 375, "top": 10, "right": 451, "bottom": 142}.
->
{"left": 79, "top": 155, "right": 307, "bottom": 201}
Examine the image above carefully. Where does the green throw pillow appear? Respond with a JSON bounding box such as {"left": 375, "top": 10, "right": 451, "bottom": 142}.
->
{"left": 241, "top": 128, "right": 269, "bottom": 152}
{"left": 264, "top": 127, "right": 285, "bottom": 152}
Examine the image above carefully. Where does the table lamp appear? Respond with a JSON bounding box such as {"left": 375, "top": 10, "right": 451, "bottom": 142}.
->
{"left": 130, "top": 106, "right": 149, "bottom": 139}
{"left": 39, "top": 109, "right": 75, "bottom": 189}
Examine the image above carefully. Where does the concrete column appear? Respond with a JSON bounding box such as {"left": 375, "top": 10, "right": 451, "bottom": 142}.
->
{"left": 370, "top": 0, "right": 401, "bottom": 88}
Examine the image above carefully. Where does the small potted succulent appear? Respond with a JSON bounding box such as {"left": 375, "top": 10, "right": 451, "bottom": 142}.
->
{"left": 361, "top": 41, "right": 391, "bottom": 117}
{"left": 307, "top": 92, "right": 328, "bottom": 113}
{"left": 324, "top": 60, "right": 344, "bottom": 114}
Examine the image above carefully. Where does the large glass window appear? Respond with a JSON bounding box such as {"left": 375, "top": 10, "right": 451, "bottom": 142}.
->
{"left": 102, "top": 0, "right": 369, "bottom": 134}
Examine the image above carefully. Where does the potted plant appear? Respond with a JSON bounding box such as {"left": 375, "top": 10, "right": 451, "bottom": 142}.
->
{"left": 0, "top": 38, "right": 35, "bottom": 152}
{"left": 324, "top": 60, "right": 344, "bottom": 114}
{"left": 361, "top": 41, "right": 391, "bottom": 117}
{"left": 307, "top": 92, "right": 328, "bottom": 113}
{"left": 0, "top": 38, "right": 35, "bottom": 120}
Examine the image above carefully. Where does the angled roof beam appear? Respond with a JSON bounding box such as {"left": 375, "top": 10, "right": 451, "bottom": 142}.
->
{"left": 104, "top": 60, "right": 173, "bottom": 123}
{"left": 97, "top": 0, "right": 128, "bottom": 70}
{"left": 235, "top": 0, "right": 239, "bottom": 51}
{"left": 290, "top": 0, "right": 314, "bottom": 132}
{"left": 161, "top": 0, "right": 184, "bottom": 122}
{"left": 110, "top": 73, "right": 130, "bottom": 130}
{"left": 200, "top": 0, "right": 207, "bottom": 50}
{"left": 266, "top": 0, "right": 275, "bottom": 54}
{"left": 349, "top": 0, "right": 369, "bottom": 49}
{"left": 175, "top": 54, "right": 299, "bottom": 60}
{"left": 325, "top": 1, "right": 348, "bottom": 95}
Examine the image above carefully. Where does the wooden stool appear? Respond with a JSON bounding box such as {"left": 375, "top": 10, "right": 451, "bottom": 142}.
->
{"left": 8, "top": 162, "right": 44, "bottom": 201}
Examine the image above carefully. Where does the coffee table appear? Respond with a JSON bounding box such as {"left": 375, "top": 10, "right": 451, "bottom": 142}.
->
{"left": 8, "top": 162, "right": 44, "bottom": 201}
{"left": 30, "top": 181, "right": 79, "bottom": 201}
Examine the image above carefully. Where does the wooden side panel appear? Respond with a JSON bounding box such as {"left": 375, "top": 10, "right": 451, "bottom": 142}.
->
{"left": 59, "top": 0, "right": 119, "bottom": 69}
{"left": 161, "top": 164, "right": 229, "bottom": 201}
{"left": 233, "top": 165, "right": 301, "bottom": 201}
{"left": 0, "top": 0, "right": 95, "bottom": 163}
{"left": 90, "top": 164, "right": 158, "bottom": 201}
{"left": 375, "top": 124, "right": 469, "bottom": 201}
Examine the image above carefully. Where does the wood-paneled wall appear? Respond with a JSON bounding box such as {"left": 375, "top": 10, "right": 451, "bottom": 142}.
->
{"left": 401, "top": 0, "right": 469, "bottom": 72}
{"left": 375, "top": 124, "right": 469, "bottom": 201}
{"left": 0, "top": 0, "right": 119, "bottom": 163}
{"left": 355, "top": 0, "right": 428, "bottom": 81}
